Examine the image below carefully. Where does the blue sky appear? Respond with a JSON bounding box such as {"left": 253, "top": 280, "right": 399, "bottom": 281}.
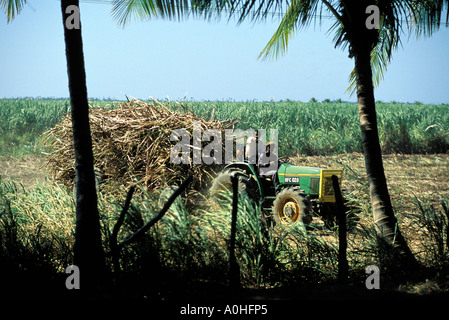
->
{"left": 1, "top": 0, "right": 448, "bottom": 103}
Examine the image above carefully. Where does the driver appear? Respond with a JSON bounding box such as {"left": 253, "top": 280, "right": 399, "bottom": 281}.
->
{"left": 258, "top": 142, "right": 279, "bottom": 189}
{"left": 245, "top": 130, "right": 265, "bottom": 165}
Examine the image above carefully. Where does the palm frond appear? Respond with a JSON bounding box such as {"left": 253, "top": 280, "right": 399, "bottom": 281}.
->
{"left": 258, "top": 0, "right": 301, "bottom": 60}
{"left": 0, "top": 0, "right": 27, "bottom": 22}
{"left": 112, "top": 0, "right": 191, "bottom": 26}
{"left": 410, "top": 0, "right": 449, "bottom": 37}
{"left": 111, "top": 0, "right": 151, "bottom": 25}
{"left": 191, "top": 0, "right": 286, "bottom": 23}
{"left": 258, "top": 0, "right": 324, "bottom": 60}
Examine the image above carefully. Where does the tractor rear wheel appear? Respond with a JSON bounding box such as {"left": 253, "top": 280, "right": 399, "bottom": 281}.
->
{"left": 209, "top": 168, "right": 258, "bottom": 201}
{"left": 272, "top": 188, "right": 312, "bottom": 225}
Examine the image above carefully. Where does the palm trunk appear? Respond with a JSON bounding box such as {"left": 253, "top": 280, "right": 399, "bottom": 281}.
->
{"left": 353, "top": 44, "right": 416, "bottom": 267}
{"left": 61, "top": 0, "right": 105, "bottom": 290}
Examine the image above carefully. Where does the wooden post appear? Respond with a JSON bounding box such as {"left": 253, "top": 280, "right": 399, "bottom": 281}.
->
{"left": 332, "top": 175, "right": 348, "bottom": 283}
{"left": 229, "top": 176, "right": 240, "bottom": 289}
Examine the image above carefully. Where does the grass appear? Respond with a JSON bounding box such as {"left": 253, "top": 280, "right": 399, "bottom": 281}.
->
{"left": 0, "top": 98, "right": 70, "bottom": 156}
{"left": 407, "top": 195, "right": 449, "bottom": 268}
{"left": 0, "top": 98, "right": 114, "bottom": 156}
{"left": 0, "top": 178, "right": 74, "bottom": 288}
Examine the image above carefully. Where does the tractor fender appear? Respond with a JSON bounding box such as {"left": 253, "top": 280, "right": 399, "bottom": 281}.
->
{"left": 222, "top": 162, "right": 264, "bottom": 199}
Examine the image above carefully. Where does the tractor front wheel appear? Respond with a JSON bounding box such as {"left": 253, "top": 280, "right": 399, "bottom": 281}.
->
{"left": 272, "top": 188, "right": 312, "bottom": 225}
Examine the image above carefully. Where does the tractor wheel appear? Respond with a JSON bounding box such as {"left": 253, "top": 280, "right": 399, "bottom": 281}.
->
{"left": 272, "top": 188, "right": 312, "bottom": 225}
{"left": 210, "top": 168, "right": 258, "bottom": 201}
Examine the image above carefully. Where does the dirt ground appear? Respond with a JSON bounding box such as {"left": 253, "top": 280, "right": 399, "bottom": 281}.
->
{"left": 2, "top": 152, "right": 448, "bottom": 204}
{"left": 289, "top": 152, "right": 449, "bottom": 215}
{"left": 0, "top": 155, "right": 48, "bottom": 187}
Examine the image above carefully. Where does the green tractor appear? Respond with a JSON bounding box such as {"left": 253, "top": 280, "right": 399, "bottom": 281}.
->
{"left": 210, "top": 161, "right": 343, "bottom": 227}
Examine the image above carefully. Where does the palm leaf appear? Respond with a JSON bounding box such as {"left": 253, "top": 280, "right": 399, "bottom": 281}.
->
{"left": 192, "top": 0, "right": 286, "bottom": 22}
{"left": 111, "top": 0, "right": 154, "bottom": 26}
{"left": 411, "top": 0, "right": 449, "bottom": 37}
{"left": 0, "top": 0, "right": 27, "bottom": 22}
{"left": 258, "top": 0, "right": 323, "bottom": 60}
{"left": 112, "top": 0, "right": 191, "bottom": 25}
{"left": 258, "top": 0, "right": 302, "bottom": 60}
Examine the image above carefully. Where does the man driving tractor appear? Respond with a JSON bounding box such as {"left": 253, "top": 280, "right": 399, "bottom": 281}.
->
{"left": 258, "top": 142, "right": 279, "bottom": 189}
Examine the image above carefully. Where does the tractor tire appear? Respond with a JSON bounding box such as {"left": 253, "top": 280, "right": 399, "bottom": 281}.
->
{"left": 210, "top": 168, "right": 258, "bottom": 202}
{"left": 272, "top": 187, "right": 312, "bottom": 225}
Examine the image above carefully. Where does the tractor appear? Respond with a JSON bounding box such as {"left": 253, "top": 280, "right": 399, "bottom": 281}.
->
{"left": 210, "top": 160, "right": 343, "bottom": 227}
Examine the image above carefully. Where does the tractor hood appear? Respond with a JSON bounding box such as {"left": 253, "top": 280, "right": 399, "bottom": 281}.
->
{"left": 278, "top": 163, "right": 322, "bottom": 176}
{"left": 277, "top": 163, "right": 343, "bottom": 201}
{"left": 277, "top": 163, "right": 323, "bottom": 195}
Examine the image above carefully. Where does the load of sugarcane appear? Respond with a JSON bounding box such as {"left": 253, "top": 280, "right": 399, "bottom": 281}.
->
{"left": 43, "top": 99, "right": 237, "bottom": 194}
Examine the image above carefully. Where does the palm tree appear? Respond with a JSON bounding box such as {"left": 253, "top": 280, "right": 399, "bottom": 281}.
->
{"left": 60, "top": 0, "right": 105, "bottom": 290}
{"left": 2, "top": 0, "right": 105, "bottom": 290}
{"left": 111, "top": 0, "right": 447, "bottom": 267}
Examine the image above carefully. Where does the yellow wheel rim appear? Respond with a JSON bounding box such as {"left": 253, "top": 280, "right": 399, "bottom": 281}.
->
{"left": 278, "top": 197, "right": 301, "bottom": 223}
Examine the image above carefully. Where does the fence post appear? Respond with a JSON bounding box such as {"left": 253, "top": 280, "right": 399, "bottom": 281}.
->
{"left": 332, "top": 175, "right": 348, "bottom": 283}
{"left": 442, "top": 200, "right": 449, "bottom": 252}
{"left": 229, "top": 176, "right": 240, "bottom": 289}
